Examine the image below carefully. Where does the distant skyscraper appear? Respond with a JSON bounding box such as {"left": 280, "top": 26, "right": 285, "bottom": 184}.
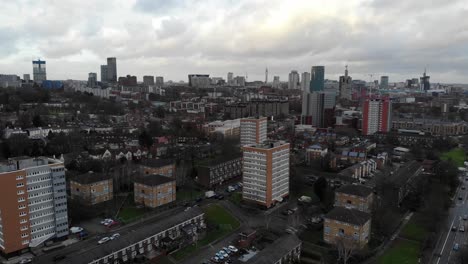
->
{"left": 288, "top": 70, "right": 300, "bottom": 89}
{"left": 156, "top": 76, "right": 164, "bottom": 87}
{"left": 88, "top": 72, "right": 97, "bottom": 87}
{"left": 227, "top": 72, "right": 233, "bottom": 85}
{"left": 301, "top": 72, "right": 311, "bottom": 92}
{"left": 233, "top": 76, "right": 245, "bottom": 86}
{"left": 273, "top": 76, "right": 280, "bottom": 88}
{"left": 265, "top": 68, "right": 268, "bottom": 84}
{"left": 339, "top": 66, "right": 352, "bottom": 100}
{"left": 188, "top": 74, "right": 210, "bottom": 87}
{"left": 32, "top": 59, "right": 46, "bottom": 83}
{"left": 302, "top": 91, "right": 336, "bottom": 127}
{"left": 380, "top": 76, "right": 389, "bottom": 89}
{"left": 100, "top": 65, "right": 108, "bottom": 82}
{"left": 310, "top": 66, "right": 325, "bottom": 92}
{"left": 23, "top": 74, "right": 30, "bottom": 83}
{"left": 362, "top": 96, "right": 392, "bottom": 135}
{"left": 420, "top": 69, "right": 430, "bottom": 91}
{"left": 106, "top": 57, "right": 117, "bottom": 83}
{"left": 143, "top": 75, "right": 155, "bottom": 86}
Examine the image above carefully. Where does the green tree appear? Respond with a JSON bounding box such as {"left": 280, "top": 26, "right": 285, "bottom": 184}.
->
{"left": 32, "top": 115, "right": 43, "bottom": 127}
{"left": 314, "top": 177, "right": 328, "bottom": 201}
{"left": 138, "top": 130, "right": 154, "bottom": 151}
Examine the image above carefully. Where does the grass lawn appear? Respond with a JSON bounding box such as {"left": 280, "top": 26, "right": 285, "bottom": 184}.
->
{"left": 400, "top": 216, "right": 428, "bottom": 242}
{"left": 441, "top": 148, "right": 466, "bottom": 167}
{"left": 117, "top": 207, "right": 145, "bottom": 223}
{"left": 229, "top": 192, "right": 242, "bottom": 205}
{"left": 171, "top": 204, "right": 240, "bottom": 261}
{"left": 378, "top": 239, "right": 420, "bottom": 264}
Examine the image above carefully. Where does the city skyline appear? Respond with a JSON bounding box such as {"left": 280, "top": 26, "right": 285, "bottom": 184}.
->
{"left": 1, "top": 0, "right": 468, "bottom": 83}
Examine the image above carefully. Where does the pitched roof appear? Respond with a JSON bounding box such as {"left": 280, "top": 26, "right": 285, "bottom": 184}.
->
{"left": 336, "top": 184, "right": 373, "bottom": 197}
{"left": 325, "top": 207, "right": 371, "bottom": 226}
{"left": 134, "top": 174, "right": 174, "bottom": 186}
{"left": 247, "top": 235, "right": 302, "bottom": 264}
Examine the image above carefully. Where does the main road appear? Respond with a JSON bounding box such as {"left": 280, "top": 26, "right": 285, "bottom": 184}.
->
{"left": 432, "top": 178, "right": 468, "bottom": 264}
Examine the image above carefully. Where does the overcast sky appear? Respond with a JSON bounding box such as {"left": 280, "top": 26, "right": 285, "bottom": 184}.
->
{"left": 1, "top": 0, "right": 468, "bottom": 83}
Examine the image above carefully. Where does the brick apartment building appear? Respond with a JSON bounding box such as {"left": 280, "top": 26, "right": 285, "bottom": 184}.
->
{"left": 139, "top": 159, "right": 175, "bottom": 178}
{"left": 240, "top": 116, "right": 267, "bottom": 146}
{"left": 335, "top": 185, "right": 374, "bottom": 213}
{"left": 134, "top": 175, "right": 176, "bottom": 208}
{"left": 70, "top": 172, "right": 113, "bottom": 205}
{"left": 196, "top": 156, "right": 242, "bottom": 188}
{"left": 323, "top": 207, "right": 371, "bottom": 248}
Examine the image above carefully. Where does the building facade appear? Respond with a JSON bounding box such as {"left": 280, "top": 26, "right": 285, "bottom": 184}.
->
{"left": 0, "top": 157, "right": 68, "bottom": 255}
{"left": 301, "top": 72, "right": 311, "bottom": 92}
{"left": 391, "top": 119, "right": 468, "bottom": 136}
{"left": 324, "top": 207, "right": 371, "bottom": 248}
{"left": 240, "top": 117, "right": 268, "bottom": 146}
{"left": 362, "top": 96, "right": 392, "bottom": 135}
{"left": 339, "top": 66, "right": 352, "bottom": 100}
{"left": 70, "top": 172, "right": 113, "bottom": 205}
{"left": 134, "top": 175, "right": 176, "bottom": 208}
{"left": 380, "top": 76, "right": 389, "bottom": 89}
{"left": 88, "top": 72, "right": 97, "bottom": 88}
{"left": 106, "top": 57, "right": 117, "bottom": 83}
{"left": 224, "top": 99, "right": 289, "bottom": 119}
{"left": 197, "top": 157, "right": 242, "bottom": 188}
{"left": 335, "top": 185, "right": 374, "bottom": 213}
{"left": 310, "top": 66, "right": 324, "bottom": 92}
{"left": 227, "top": 72, "right": 233, "bottom": 85}
{"left": 288, "top": 70, "right": 300, "bottom": 90}
{"left": 32, "top": 60, "right": 46, "bottom": 83}
{"left": 273, "top": 76, "right": 280, "bottom": 88}
{"left": 143, "top": 75, "right": 155, "bottom": 86}
{"left": 100, "top": 65, "right": 108, "bottom": 82}
{"left": 242, "top": 141, "right": 290, "bottom": 208}
{"left": 302, "top": 92, "right": 336, "bottom": 127}
{"left": 140, "top": 159, "right": 176, "bottom": 178}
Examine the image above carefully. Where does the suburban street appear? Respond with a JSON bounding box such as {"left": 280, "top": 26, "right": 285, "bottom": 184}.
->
{"left": 433, "top": 178, "right": 468, "bottom": 264}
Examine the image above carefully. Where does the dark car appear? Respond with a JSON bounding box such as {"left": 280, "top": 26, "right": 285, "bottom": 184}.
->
{"left": 459, "top": 196, "right": 463, "bottom": 200}
{"left": 195, "top": 197, "right": 203, "bottom": 203}
{"left": 216, "top": 195, "right": 224, "bottom": 200}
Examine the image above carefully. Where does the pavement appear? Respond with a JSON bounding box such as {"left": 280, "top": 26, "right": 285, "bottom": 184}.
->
{"left": 432, "top": 179, "right": 468, "bottom": 264}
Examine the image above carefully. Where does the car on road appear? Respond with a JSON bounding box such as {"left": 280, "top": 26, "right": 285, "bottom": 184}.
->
{"left": 53, "top": 255, "right": 66, "bottom": 261}
{"left": 110, "top": 233, "right": 120, "bottom": 240}
{"left": 460, "top": 225, "right": 465, "bottom": 232}
{"left": 463, "top": 186, "right": 466, "bottom": 190}
{"left": 19, "top": 258, "right": 32, "bottom": 264}
{"left": 464, "top": 215, "right": 468, "bottom": 220}
{"left": 70, "top": 226, "right": 84, "bottom": 234}
{"left": 454, "top": 243, "right": 460, "bottom": 251}
{"left": 98, "top": 237, "right": 110, "bottom": 244}
{"left": 452, "top": 225, "right": 457, "bottom": 231}
{"left": 459, "top": 196, "right": 463, "bottom": 200}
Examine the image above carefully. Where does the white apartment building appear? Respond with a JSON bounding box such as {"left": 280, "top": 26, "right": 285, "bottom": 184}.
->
{"left": 242, "top": 141, "right": 290, "bottom": 208}
{"left": 0, "top": 157, "right": 68, "bottom": 255}
{"left": 240, "top": 117, "right": 267, "bottom": 146}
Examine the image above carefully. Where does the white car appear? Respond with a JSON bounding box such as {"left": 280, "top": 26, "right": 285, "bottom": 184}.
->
{"left": 101, "top": 219, "right": 113, "bottom": 225}
{"left": 70, "top": 227, "right": 84, "bottom": 234}
{"left": 228, "top": 245, "right": 238, "bottom": 252}
{"left": 219, "top": 250, "right": 229, "bottom": 258}
{"left": 19, "top": 258, "right": 32, "bottom": 264}
{"left": 110, "top": 233, "right": 120, "bottom": 240}
{"left": 98, "top": 237, "right": 110, "bottom": 244}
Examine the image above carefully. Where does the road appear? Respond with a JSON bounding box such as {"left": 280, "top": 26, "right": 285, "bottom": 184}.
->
{"left": 432, "top": 179, "right": 468, "bottom": 264}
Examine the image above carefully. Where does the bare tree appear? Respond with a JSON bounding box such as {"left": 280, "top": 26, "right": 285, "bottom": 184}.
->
{"left": 336, "top": 237, "right": 358, "bottom": 264}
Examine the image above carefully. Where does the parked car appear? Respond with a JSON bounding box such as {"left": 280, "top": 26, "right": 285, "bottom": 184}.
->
{"left": 70, "top": 227, "right": 83, "bottom": 234}
{"left": 107, "top": 220, "right": 120, "bottom": 228}
{"left": 459, "top": 196, "right": 463, "bottom": 200}
{"left": 454, "top": 243, "right": 460, "bottom": 251}
{"left": 53, "top": 255, "right": 66, "bottom": 261}
{"left": 462, "top": 186, "right": 466, "bottom": 190}
{"left": 463, "top": 215, "right": 468, "bottom": 220}
{"left": 216, "top": 194, "right": 224, "bottom": 200}
{"left": 19, "top": 258, "right": 32, "bottom": 264}
{"left": 228, "top": 245, "right": 238, "bottom": 253}
{"left": 460, "top": 225, "right": 465, "bottom": 232}
{"left": 452, "top": 225, "right": 457, "bottom": 231}
{"left": 110, "top": 233, "right": 120, "bottom": 240}
{"left": 101, "top": 218, "right": 113, "bottom": 225}
{"left": 98, "top": 237, "right": 110, "bottom": 244}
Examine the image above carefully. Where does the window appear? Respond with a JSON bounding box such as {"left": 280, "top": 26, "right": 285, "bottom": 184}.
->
{"left": 324, "top": 226, "right": 330, "bottom": 234}
{"left": 16, "top": 183, "right": 24, "bottom": 188}
{"left": 338, "top": 229, "right": 345, "bottom": 236}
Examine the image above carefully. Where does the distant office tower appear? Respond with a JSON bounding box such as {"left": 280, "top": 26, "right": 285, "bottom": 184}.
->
{"left": 302, "top": 92, "right": 336, "bottom": 127}
{"left": 420, "top": 69, "right": 430, "bottom": 91}
{"left": 0, "top": 75, "right": 21, "bottom": 88}
{"left": 412, "top": 78, "right": 419, "bottom": 85}
{"left": 88, "top": 72, "right": 97, "bottom": 87}
{"left": 339, "top": 66, "right": 352, "bottom": 100}
{"left": 233, "top": 76, "right": 246, "bottom": 87}
{"left": 301, "top": 72, "right": 311, "bottom": 92}
{"left": 273, "top": 76, "right": 280, "bottom": 88}
{"left": 242, "top": 141, "right": 290, "bottom": 208}
{"left": 156, "top": 76, "right": 164, "bottom": 87}
{"left": 374, "top": 80, "right": 379, "bottom": 88}
{"left": 106, "top": 57, "right": 117, "bottom": 83}
{"left": 211, "top": 77, "right": 223, "bottom": 85}
{"left": 288, "top": 70, "right": 300, "bottom": 89}
{"left": 23, "top": 74, "right": 30, "bottom": 83}
{"left": 143, "top": 75, "right": 155, "bottom": 86}
{"left": 0, "top": 156, "right": 68, "bottom": 255}
{"left": 362, "top": 96, "right": 392, "bottom": 135}
{"left": 380, "top": 76, "right": 389, "bottom": 89}
{"left": 100, "top": 65, "right": 108, "bottom": 82}
{"left": 310, "top": 66, "right": 325, "bottom": 92}
{"left": 118, "top": 75, "right": 137, "bottom": 86}
{"left": 265, "top": 68, "right": 268, "bottom": 84}
{"left": 227, "top": 72, "right": 233, "bottom": 85}
{"left": 188, "top": 74, "right": 210, "bottom": 87}
{"left": 32, "top": 60, "right": 46, "bottom": 83}
{"left": 240, "top": 117, "right": 267, "bottom": 146}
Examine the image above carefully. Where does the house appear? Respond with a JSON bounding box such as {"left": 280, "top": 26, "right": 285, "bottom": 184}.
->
{"left": 70, "top": 172, "right": 113, "bottom": 205}
{"left": 306, "top": 144, "right": 328, "bottom": 164}
{"left": 134, "top": 174, "right": 176, "bottom": 208}
{"left": 324, "top": 207, "right": 371, "bottom": 248}
{"left": 335, "top": 185, "right": 374, "bottom": 213}
{"left": 196, "top": 156, "right": 242, "bottom": 188}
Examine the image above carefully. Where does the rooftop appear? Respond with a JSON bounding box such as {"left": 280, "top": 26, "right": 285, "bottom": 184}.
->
{"left": 325, "top": 207, "right": 371, "bottom": 226}
{"left": 336, "top": 184, "right": 373, "bottom": 197}
{"left": 244, "top": 140, "right": 289, "bottom": 150}
{"left": 134, "top": 174, "right": 174, "bottom": 186}
{"left": 247, "top": 235, "right": 302, "bottom": 264}
{"left": 140, "top": 158, "right": 174, "bottom": 168}
{"left": 390, "top": 160, "right": 422, "bottom": 186}
{"left": 71, "top": 172, "right": 111, "bottom": 185}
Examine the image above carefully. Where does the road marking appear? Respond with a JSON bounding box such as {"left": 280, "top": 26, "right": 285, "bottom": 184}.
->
{"left": 437, "top": 198, "right": 461, "bottom": 263}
